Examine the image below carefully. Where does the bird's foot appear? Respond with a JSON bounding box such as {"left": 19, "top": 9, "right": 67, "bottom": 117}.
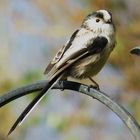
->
{"left": 58, "top": 80, "right": 65, "bottom": 91}
{"left": 88, "top": 84, "right": 100, "bottom": 92}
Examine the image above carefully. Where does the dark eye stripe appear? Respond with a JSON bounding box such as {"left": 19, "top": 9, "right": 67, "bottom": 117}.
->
{"left": 95, "top": 12, "right": 103, "bottom": 19}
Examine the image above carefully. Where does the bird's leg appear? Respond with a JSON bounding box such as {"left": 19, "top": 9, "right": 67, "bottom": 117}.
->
{"left": 88, "top": 76, "right": 100, "bottom": 90}
{"left": 59, "top": 74, "right": 67, "bottom": 91}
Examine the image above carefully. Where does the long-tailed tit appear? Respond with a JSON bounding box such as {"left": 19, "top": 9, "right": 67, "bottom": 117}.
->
{"left": 8, "top": 9, "right": 116, "bottom": 135}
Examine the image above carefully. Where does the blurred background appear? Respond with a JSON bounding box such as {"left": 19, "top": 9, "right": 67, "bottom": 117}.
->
{"left": 0, "top": 0, "right": 140, "bottom": 140}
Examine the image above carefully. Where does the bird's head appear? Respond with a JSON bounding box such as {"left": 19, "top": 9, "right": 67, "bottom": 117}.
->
{"left": 82, "top": 10, "right": 115, "bottom": 34}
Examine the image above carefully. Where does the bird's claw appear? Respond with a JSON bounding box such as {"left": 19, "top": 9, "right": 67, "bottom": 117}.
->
{"left": 58, "top": 80, "right": 65, "bottom": 91}
{"left": 88, "top": 84, "right": 100, "bottom": 92}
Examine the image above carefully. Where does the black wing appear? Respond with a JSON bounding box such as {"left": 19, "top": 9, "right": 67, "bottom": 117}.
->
{"left": 87, "top": 36, "right": 108, "bottom": 54}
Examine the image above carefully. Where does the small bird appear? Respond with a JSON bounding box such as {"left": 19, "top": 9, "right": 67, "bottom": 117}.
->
{"left": 8, "top": 9, "right": 116, "bottom": 135}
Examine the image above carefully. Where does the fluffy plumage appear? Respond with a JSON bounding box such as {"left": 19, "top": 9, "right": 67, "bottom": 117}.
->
{"left": 8, "top": 9, "right": 116, "bottom": 135}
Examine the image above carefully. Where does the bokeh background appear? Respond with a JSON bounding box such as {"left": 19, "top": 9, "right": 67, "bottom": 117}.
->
{"left": 0, "top": 0, "right": 140, "bottom": 140}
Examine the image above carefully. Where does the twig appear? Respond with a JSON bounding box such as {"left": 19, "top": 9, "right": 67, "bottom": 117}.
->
{"left": 0, "top": 80, "right": 140, "bottom": 140}
{"left": 130, "top": 46, "right": 140, "bottom": 56}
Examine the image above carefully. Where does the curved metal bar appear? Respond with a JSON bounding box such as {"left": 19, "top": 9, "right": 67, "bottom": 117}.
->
{"left": 0, "top": 80, "right": 140, "bottom": 140}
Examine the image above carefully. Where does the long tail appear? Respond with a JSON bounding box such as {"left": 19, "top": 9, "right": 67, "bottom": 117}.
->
{"left": 8, "top": 50, "right": 89, "bottom": 135}
{"left": 8, "top": 73, "right": 62, "bottom": 135}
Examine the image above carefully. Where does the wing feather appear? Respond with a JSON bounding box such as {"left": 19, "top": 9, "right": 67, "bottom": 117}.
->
{"left": 44, "top": 29, "right": 79, "bottom": 74}
{"left": 50, "top": 36, "right": 108, "bottom": 79}
{"left": 48, "top": 36, "right": 108, "bottom": 78}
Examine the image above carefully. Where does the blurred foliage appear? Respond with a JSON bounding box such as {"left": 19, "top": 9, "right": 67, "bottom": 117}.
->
{"left": 21, "top": 71, "right": 41, "bottom": 84}
{"left": 46, "top": 112, "right": 95, "bottom": 132}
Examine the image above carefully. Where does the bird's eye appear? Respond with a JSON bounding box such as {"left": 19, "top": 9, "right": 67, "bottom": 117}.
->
{"left": 96, "top": 18, "right": 100, "bottom": 22}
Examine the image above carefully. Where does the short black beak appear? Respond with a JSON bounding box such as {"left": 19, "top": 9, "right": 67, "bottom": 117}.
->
{"left": 106, "top": 19, "right": 112, "bottom": 24}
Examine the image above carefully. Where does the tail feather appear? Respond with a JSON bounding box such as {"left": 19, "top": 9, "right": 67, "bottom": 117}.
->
{"left": 8, "top": 74, "right": 61, "bottom": 136}
{"left": 8, "top": 51, "right": 89, "bottom": 135}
